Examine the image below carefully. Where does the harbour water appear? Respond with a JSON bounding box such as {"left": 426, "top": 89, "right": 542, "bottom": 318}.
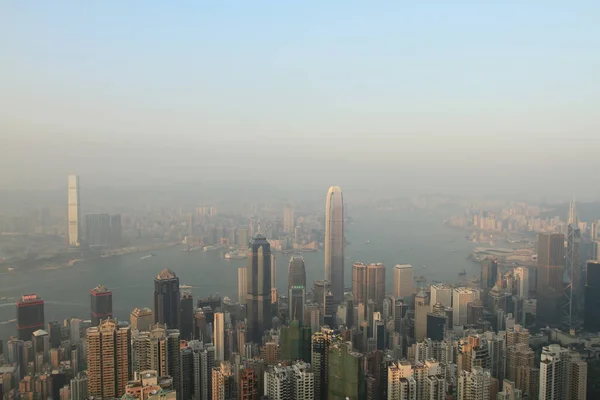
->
{"left": 0, "top": 207, "right": 479, "bottom": 345}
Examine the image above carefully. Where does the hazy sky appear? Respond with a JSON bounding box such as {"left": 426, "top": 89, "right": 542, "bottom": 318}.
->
{"left": 1, "top": 2, "right": 599, "bottom": 197}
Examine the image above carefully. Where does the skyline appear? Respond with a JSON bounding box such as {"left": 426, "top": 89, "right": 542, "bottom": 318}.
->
{"left": 2, "top": 2, "right": 600, "bottom": 197}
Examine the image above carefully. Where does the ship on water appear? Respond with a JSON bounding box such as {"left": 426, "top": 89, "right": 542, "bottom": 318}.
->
{"left": 458, "top": 269, "right": 467, "bottom": 276}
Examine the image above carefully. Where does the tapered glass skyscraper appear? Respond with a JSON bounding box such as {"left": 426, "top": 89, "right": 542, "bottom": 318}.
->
{"left": 325, "top": 186, "right": 344, "bottom": 304}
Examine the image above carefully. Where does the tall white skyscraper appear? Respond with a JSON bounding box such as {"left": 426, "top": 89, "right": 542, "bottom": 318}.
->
{"left": 283, "top": 204, "right": 295, "bottom": 234}
{"left": 513, "top": 267, "right": 529, "bottom": 300}
{"left": 324, "top": 186, "right": 344, "bottom": 304}
{"left": 393, "top": 264, "right": 415, "bottom": 298}
{"left": 452, "top": 287, "right": 480, "bottom": 327}
{"left": 214, "top": 312, "right": 225, "bottom": 362}
{"left": 67, "top": 175, "right": 81, "bottom": 247}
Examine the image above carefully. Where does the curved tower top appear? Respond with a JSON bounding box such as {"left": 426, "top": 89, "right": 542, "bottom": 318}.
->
{"left": 288, "top": 255, "right": 306, "bottom": 289}
{"left": 324, "top": 185, "right": 344, "bottom": 304}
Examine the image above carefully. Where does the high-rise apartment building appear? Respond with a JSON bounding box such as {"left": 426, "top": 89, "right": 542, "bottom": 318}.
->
{"left": 90, "top": 285, "right": 112, "bottom": 326}
{"left": 69, "top": 372, "right": 88, "bottom": 400}
{"left": 284, "top": 204, "right": 295, "bottom": 234}
{"left": 457, "top": 366, "right": 491, "bottom": 400}
{"left": 246, "top": 234, "right": 272, "bottom": 343}
{"left": 311, "top": 328, "right": 336, "bottom": 400}
{"left": 324, "top": 186, "right": 344, "bottom": 304}
{"left": 85, "top": 213, "right": 111, "bottom": 247}
{"left": 539, "top": 344, "right": 587, "bottom": 400}
{"left": 86, "top": 319, "right": 131, "bottom": 399}
{"left": 453, "top": 288, "right": 480, "bottom": 327}
{"left": 212, "top": 361, "right": 236, "bottom": 400}
{"left": 393, "top": 264, "right": 415, "bottom": 298}
{"left": 154, "top": 269, "right": 180, "bottom": 329}
{"left": 130, "top": 307, "right": 154, "bottom": 332}
{"left": 327, "top": 341, "right": 365, "bottom": 400}
{"left": 67, "top": 175, "right": 81, "bottom": 247}
{"left": 16, "top": 294, "right": 45, "bottom": 341}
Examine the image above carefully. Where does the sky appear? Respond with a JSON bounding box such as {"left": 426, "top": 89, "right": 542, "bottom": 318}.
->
{"left": 1, "top": 2, "right": 599, "bottom": 198}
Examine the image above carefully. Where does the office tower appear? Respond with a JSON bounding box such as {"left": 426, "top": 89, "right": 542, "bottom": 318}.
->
{"left": 513, "top": 267, "right": 529, "bottom": 300}
{"left": 568, "top": 198, "right": 578, "bottom": 225}
{"left": 567, "top": 359, "right": 587, "bottom": 400}
{"left": 32, "top": 329, "right": 49, "bottom": 372}
{"left": 238, "top": 267, "right": 247, "bottom": 305}
{"left": 47, "top": 320, "right": 61, "bottom": 348}
{"left": 367, "top": 263, "right": 386, "bottom": 308}
{"left": 239, "top": 368, "right": 259, "bottom": 400}
{"left": 427, "top": 311, "right": 447, "bottom": 341}
{"left": 8, "top": 338, "right": 26, "bottom": 379}
{"left": 305, "top": 303, "right": 322, "bottom": 333}
{"left": 288, "top": 255, "right": 307, "bottom": 323}
{"left": 327, "top": 341, "right": 365, "bottom": 400}
{"left": 131, "top": 307, "right": 154, "bottom": 332}
{"left": 414, "top": 290, "right": 429, "bottom": 342}
{"left": 537, "top": 232, "right": 565, "bottom": 293}
{"left": 430, "top": 284, "right": 452, "bottom": 311}
{"left": 67, "top": 174, "right": 81, "bottom": 247}
{"left": 352, "top": 262, "right": 367, "bottom": 304}
{"left": 565, "top": 224, "right": 581, "bottom": 326}
{"left": 236, "top": 226, "right": 249, "bottom": 248}
{"left": 453, "top": 288, "right": 479, "bottom": 327}
{"left": 481, "top": 259, "right": 498, "bottom": 290}
{"left": 86, "top": 319, "right": 131, "bottom": 398}
{"left": 16, "top": 294, "right": 45, "bottom": 341}
{"left": 180, "top": 291, "right": 194, "bottom": 340}
{"left": 180, "top": 346, "right": 194, "bottom": 400}
{"left": 324, "top": 186, "right": 344, "bottom": 304}
{"left": 110, "top": 214, "right": 122, "bottom": 247}
{"left": 212, "top": 361, "right": 236, "bottom": 400}
{"left": 90, "top": 285, "right": 112, "bottom": 326}
{"left": 85, "top": 213, "right": 111, "bottom": 247}
{"left": 313, "top": 280, "right": 328, "bottom": 307}
{"left": 214, "top": 312, "right": 225, "bottom": 362}
{"left": 284, "top": 204, "right": 295, "bottom": 233}
{"left": 324, "top": 291, "right": 337, "bottom": 327}
{"left": 585, "top": 261, "right": 600, "bottom": 332}
{"left": 281, "top": 321, "right": 311, "bottom": 362}
{"left": 70, "top": 372, "right": 88, "bottom": 400}
{"left": 457, "top": 366, "right": 491, "bottom": 400}
{"left": 154, "top": 268, "right": 181, "bottom": 329}
{"left": 271, "top": 254, "right": 277, "bottom": 289}
{"left": 393, "top": 264, "right": 415, "bottom": 298}
{"left": 467, "top": 300, "right": 484, "bottom": 325}
{"left": 245, "top": 234, "right": 272, "bottom": 343}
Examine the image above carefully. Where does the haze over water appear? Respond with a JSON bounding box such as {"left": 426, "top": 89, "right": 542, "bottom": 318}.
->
{"left": 0, "top": 206, "right": 478, "bottom": 346}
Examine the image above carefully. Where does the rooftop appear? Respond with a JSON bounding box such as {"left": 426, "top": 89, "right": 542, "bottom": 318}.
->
{"left": 157, "top": 268, "right": 176, "bottom": 280}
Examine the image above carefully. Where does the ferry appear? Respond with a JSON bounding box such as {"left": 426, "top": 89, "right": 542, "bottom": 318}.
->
{"left": 140, "top": 254, "right": 155, "bottom": 260}
{"left": 180, "top": 285, "right": 193, "bottom": 289}
{"left": 416, "top": 276, "right": 427, "bottom": 283}
{"left": 224, "top": 251, "right": 246, "bottom": 260}
{"left": 458, "top": 269, "right": 467, "bottom": 277}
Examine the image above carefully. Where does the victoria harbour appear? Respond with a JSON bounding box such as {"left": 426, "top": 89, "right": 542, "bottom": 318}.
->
{"left": 0, "top": 207, "right": 476, "bottom": 345}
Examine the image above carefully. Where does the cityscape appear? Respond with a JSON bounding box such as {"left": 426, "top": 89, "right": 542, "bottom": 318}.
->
{"left": 0, "top": 175, "right": 599, "bottom": 399}
{"left": 2, "top": 2, "right": 599, "bottom": 400}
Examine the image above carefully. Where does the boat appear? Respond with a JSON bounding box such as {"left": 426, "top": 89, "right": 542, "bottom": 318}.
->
{"left": 366, "top": 240, "right": 371, "bottom": 244}
{"left": 7, "top": 267, "right": 14, "bottom": 271}
{"left": 458, "top": 269, "right": 467, "bottom": 277}
{"left": 416, "top": 276, "right": 427, "bottom": 282}
{"left": 225, "top": 251, "right": 246, "bottom": 260}
{"left": 140, "top": 254, "right": 155, "bottom": 260}
{"left": 180, "top": 285, "right": 193, "bottom": 289}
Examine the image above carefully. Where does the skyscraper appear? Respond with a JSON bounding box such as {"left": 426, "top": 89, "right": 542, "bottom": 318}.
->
{"left": 214, "top": 312, "right": 225, "bottom": 362}
{"left": 565, "top": 224, "right": 581, "bottom": 325}
{"left": 288, "top": 256, "right": 307, "bottom": 322}
{"left": 324, "top": 186, "right": 344, "bottom": 304}
{"left": 393, "top": 264, "right": 415, "bottom": 298}
{"left": 352, "top": 262, "right": 385, "bottom": 311}
{"left": 154, "top": 269, "right": 180, "bottom": 329}
{"left": 513, "top": 267, "right": 529, "bottom": 300}
{"left": 430, "top": 284, "right": 453, "bottom": 310}
{"left": 85, "top": 213, "right": 111, "bottom": 248}
{"left": 457, "top": 366, "right": 492, "bottom": 400}
{"left": 180, "top": 291, "right": 194, "bottom": 340}
{"left": 245, "top": 234, "right": 272, "bottom": 343}
{"left": 327, "top": 341, "right": 365, "bottom": 400}
{"left": 414, "top": 290, "right": 429, "bottom": 342}
{"left": 16, "top": 294, "right": 45, "bottom": 341}
{"left": 238, "top": 266, "right": 247, "bottom": 304}
{"left": 212, "top": 361, "right": 236, "bottom": 400}
{"left": 284, "top": 204, "right": 295, "bottom": 234}
{"left": 288, "top": 255, "right": 306, "bottom": 288}
{"left": 86, "top": 319, "right": 131, "bottom": 399}
{"left": 539, "top": 344, "right": 587, "bottom": 400}
{"left": 536, "top": 233, "right": 565, "bottom": 327}
{"left": 453, "top": 288, "right": 480, "bottom": 327}
{"left": 585, "top": 261, "right": 600, "bottom": 332}
{"left": 481, "top": 259, "right": 498, "bottom": 290}
{"left": 67, "top": 175, "right": 81, "bottom": 247}
{"left": 90, "top": 285, "right": 112, "bottom": 326}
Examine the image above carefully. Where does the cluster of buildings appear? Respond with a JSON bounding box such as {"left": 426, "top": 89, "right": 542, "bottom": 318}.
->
{"left": 1, "top": 185, "right": 599, "bottom": 399}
